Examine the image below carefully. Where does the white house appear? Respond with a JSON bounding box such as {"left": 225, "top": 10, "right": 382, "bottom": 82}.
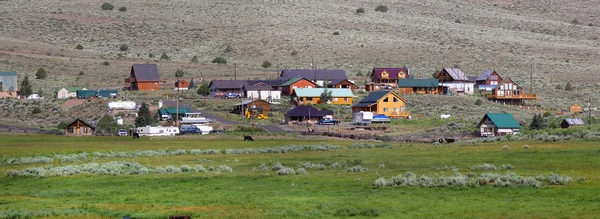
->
{"left": 436, "top": 68, "right": 475, "bottom": 95}
{"left": 477, "top": 113, "right": 521, "bottom": 137}
{"left": 57, "top": 87, "right": 86, "bottom": 99}
{"left": 243, "top": 85, "right": 281, "bottom": 101}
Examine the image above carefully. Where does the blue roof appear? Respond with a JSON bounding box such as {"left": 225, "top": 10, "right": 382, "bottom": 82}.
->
{"left": 476, "top": 69, "right": 494, "bottom": 81}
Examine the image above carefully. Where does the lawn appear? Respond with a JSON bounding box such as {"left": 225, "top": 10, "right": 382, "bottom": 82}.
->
{"left": 0, "top": 134, "right": 599, "bottom": 218}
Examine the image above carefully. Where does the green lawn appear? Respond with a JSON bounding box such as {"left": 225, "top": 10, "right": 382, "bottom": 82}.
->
{"left": 0, "top": 134, "right": 599, "bottom": 218}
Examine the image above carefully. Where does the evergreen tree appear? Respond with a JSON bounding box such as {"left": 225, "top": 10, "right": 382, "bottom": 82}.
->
{"left": 191, "top": 55, "right": 199, "bottom": 63}
{"left": 135, "top": 103, "right": 155, "bottom": 127}
{"left": 529, "top": 113, "right": 547, "bottom": 130}
{"left": 565, "top": 82, "right": 573, "bottom": 91}
{"left": 20, "top": 75, "right": 33, "bottom": 98}
{"left": 319, "top": 89, "right": 333, "bottom": 104}
{"left": 97, "top": 114, "right": 118, "bottom": 136}
{"left": 197, "top": 83, "right": 210, "bottom": 96}
{"left": 160, "top": 52, "right": 170, "bottom": 61}
{"left": 36, "top": 68, "right": 47, "bottom": 79}
{"left": 175, "top": 69, "right": 184, "bottom": 78}
{"left": 37, "top": 88, "right": 43, "bottom": 96}
{"left": 356, "top": 71, "right": 363, "bottom": 76}
{"left": 261, "top": 60, "right": 272, "bottom": 69}
{"left": 188, "top": 78, "right": 196, "bottom": 89}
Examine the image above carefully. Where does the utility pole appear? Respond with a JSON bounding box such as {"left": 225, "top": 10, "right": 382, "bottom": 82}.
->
{"left": 234, "top": 63, "right": 237, "bottom": 80}
{"left": 588, "top": 96, "right": 592, "bottom": 125}
{"left": 176, "top": 78, "right": 180, "bottom": 127}
{"left": 530, "top": 64, "right": 533, "bottom": 94}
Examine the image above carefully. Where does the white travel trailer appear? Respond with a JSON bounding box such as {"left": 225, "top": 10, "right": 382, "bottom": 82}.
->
{"left": 353, "top": 111, "right": 373, "bottom": 126}
{"left": 108, "top": 101, "right": 137, "bottom": 110}
{"left": 135, "top": 126, "right": 179, "bottom": 136}
{"left": 180, "top": 113, "right": 211, "bottom": 124}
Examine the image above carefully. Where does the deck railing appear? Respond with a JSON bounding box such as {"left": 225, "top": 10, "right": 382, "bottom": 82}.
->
{"left": 487, "top": 93, "right": 536, "bottom": 99}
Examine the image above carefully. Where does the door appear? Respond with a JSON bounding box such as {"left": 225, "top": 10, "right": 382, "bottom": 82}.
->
{"left": 76, "top": 127, "right": 80, "bottom": 135}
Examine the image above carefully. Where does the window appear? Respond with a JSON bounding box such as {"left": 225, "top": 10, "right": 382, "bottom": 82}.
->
{"left": 160, "top": 130, "right": 164, "bottom": 133}
{"left": 383, "top": 97, "right": 389, "bottom": 102}
{"left": 307, "top": 86, "right": 313, "bottom": 88}
{"left": 393, "top": 108, "right": 398, "bottom": 112}
{"left": 83, "top": 127, "right": 88, "bottom": 133}
{"left": 490, "top": 75, "right": 498, "bottom": 80}
{"left": 333, "top": 98, "right": 338, "bottom": 101}
{"left": 383, "top": 108, "right": 388, "bottom": 112}
{"left": 68, "top": 128, "right": 74, "bottom": 133}
{"left": 484, "top": 128, "right": 492, "bottom": 132}
{"left": 393, "top": 97, "right": 399, "bottom": 102}
{"left": 306, "top": 97, "right": 313, "bottom": 101}
{"left": 344, "top": 97, "right": 348, "bottom": 101}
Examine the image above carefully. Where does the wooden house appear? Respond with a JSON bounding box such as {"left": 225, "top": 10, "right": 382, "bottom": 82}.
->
{"left": 352, "top": 91, "right": 410, "bottom": 119}
{"left": 175, "top": 80, "right": 190, "bottom": 90}
{"left": 561, "top": 118, "right": 584, "bottom": 129}
{"left": 487, "top": 78, "right": 536, "bottom": 105}
{"left": 232, "top": 99, "right": 272, "bottom": 115}
{"left": 281, "top": 78, "right": 317, "bottom": 95}
{"left": 291, "top": 88, "right": 353, "bottom": 105}
{"left": 65, "top": 118, "right": 95, "bottom": 136}
{"left": 278, "top": 69, "right": 347, "bottom": 87}
{"left": 397, "top": 79, "right": 439, "bottom": 94}
{"left": 327, "top": 79, "right": 355, "bottom": 92}
{"left": 0, "top": 72, "right": 18, "bottom": 92}
{"left": 569, "top": 103, "right": 583, "bottom": 113}
{"left": 57, "top": 87, "right": 87, "bottom": 99}
{"left": 285, "top": 105, "right": 334, "bottom": 125}
{"left": 477, "top": 113, "right": 520, "bottom": 137}
{"left": 436, "top": 68, "right": 474, "bottom": 95}
{"left": 124, "top": 64, "right": 164, "bottom": 91}
{"left": 370, "top": 68, "right": 409, "bottom": 90}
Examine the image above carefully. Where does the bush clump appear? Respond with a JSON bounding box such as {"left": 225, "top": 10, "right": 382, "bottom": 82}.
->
{"left": 469, "top": 163, "right": 497, "bottom": 171}
{"left": 101, "top": 3, "right": 114, "bottom": 10}
{"left": 119, "top": 44, "right": 128, "bottom": 51}
{"left": 356, "top": 8, "right": 365, "bottom": 13}
{"left": 119, "top": 6, "right": 127, "bottom": 12}
{"left": 75, "top": 44, "right": 84, "bottom": 50}
{"left": 374, "top": 5, "right": 388, "bottom": 12}
{"left": 277, "top": 167, "right": 295, "bottom": 175}
{"left": 212, "top": 56, "right": 227, "bottom": 64}
{"left": 347, "top": 166, "right": 368, "bottom": 172}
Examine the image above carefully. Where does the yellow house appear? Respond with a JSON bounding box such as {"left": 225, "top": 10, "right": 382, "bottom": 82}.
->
{"left": 291, "top": 88, "right": 353, "bottom": 105}
{"left": 352, "top": 91, "right": 410, "bottom": 118}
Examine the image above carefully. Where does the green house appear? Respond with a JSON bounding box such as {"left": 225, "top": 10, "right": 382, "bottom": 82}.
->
{"left": 158, "top": 108, "right": 192, "bottom": 120}
{"left": 477, "top": 113, "right": 521, "bottom": 137}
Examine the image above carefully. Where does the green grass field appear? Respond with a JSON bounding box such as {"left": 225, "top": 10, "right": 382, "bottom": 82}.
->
{"left": 1, "top": 134, "right": 599, "bottom": 218}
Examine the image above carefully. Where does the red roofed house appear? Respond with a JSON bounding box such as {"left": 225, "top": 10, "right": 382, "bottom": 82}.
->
{"left": 280, "top": 78, "right": 317, "bottom": 96}
{"left": 370, "top": 68, "right": 410, "bottom": 89}
{"left": 125, "top": 64, "right": 164, "bottom": 91}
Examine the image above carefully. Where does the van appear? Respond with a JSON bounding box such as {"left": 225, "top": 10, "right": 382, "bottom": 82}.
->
{"left": 179, "top": 126, "right": 200, "bottom": 135}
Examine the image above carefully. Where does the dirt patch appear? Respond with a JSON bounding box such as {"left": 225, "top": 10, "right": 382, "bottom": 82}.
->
{"left": 61, "top": 99, "right": 86, "bottom": 109}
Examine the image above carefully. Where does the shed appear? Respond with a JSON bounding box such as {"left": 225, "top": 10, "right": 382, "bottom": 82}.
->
{"left": 77, "top": 89, "right": 118, "bottom": 99}
{"left": 57, "top": 87, "right": 87, "bottom": 99}
{"left": 65, "top": 118, "right": 95, "bottom": 136}
{"left": 175, "top": 80, "right": 190, "bottom": 89}
{"left": 569, "top": 103, "right": 582, "bottom": 113}
{"left": 477, "top": 113, "right": 520, "bottom": 137}
{"left": 232, "top": 99, "right": 271, "bottom": 114}
{"left": 561, "top": 118, "right": 584, "bottom": 129}
{"left": 285, "top": 105, "right": 334, "bottom": 125}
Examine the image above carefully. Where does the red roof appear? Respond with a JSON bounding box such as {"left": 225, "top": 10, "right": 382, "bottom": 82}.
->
{"left": 371, "top": 68, "right": 410, "bottom": 80}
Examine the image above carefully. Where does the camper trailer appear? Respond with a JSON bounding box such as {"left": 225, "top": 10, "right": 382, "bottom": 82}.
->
{"left": 135, "top": 126, "right": 179, "bottom": 136}
{"left": 353, "top": 111, "right": 374, "bottom": 126}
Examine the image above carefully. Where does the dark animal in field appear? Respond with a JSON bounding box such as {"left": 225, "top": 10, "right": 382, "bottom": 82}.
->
{"left": 133, "top": 133, "right": 140, "bottom": 138}
{"left": 439, "top": 138, "right": 455, "bottom": 143}
{"left": 308, "top": 128, "right": 314, "bottom": 133}
{"left": 168, "top": 216, "right": 191, "bottom": 219}
{"left": 244, "top": 135, "right": 254, "bottom": 141}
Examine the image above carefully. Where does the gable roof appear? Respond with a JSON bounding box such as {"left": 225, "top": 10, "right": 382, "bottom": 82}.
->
{"left": 243, "top": 85, "right": 273, "bottom": 91}
{"left": 353, "top": 91, "right": 404, "bottom": 107}
{"left": 279, "top": 69, "right": 347, "bottom": 81}
{"left": 371, "top": 68, "right": 410, "bottom": 79}
{"left": 209, "top": 80, "right": 249, "bottom": 89}
{"left": 328, "top": 78, "right": 354, "bottom": 85}
{"left": 479, "top": 113, "right": 520, "bottom": 129}
{"left": 281, "top": 77, "right": 315, "bottom": 86}
{"left": 158, "top": 108, "right": 192, "bottom": 115}
{"left": 439, "top": 68, "right": 469, "bottom": 81}
{"left": 397, "top": 79, "right": 439, "bottom": 87}
{"left": 563, "top": 118, "right": 584, "bottom": 125}
{"left": 131, "top": 64, "right": 160, "bottom": 81}
{"left": 476, "top": 69, "right": 495, "bottom": 81}
{"left": 246, "top": 80, "right": 285, "bottom": 86}
{"left": 65, "top": 87, "right": 84, "bottom": 92}
{"left": 292, "top": 88, "right": 353, "bottom": 97}
{"left": 285, "top": 105, "right": 333, "bottom": 117}
{"left": 493, "top": 78, "right": 521, "bottom": 90}
{"left": 233, "top": 99, "right": 271, "bottom": 106}
{"left": 67, "top": 118, "right": 95, "bottom": 129}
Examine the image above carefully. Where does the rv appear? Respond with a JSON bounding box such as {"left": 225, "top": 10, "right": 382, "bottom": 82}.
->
{"left": 180, "top": 113, "right": 211, "bottom": 124}
{"left": 353, "top": 111, "right": 373, "bottom": 126}
{"left": 135, "top": 126, "right": 179, "bottom": 136}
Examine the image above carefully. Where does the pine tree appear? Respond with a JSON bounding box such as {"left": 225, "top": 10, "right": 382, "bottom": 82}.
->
{"left": 197, "top": 83, "right": 210, "bottom": 96}
{"left": 20, "top": 75, "right": 33, "bottom": 98}
{"left": 191, "top": 55, "right": 199, "bottom": 63}
{"left": 175, "top": 69, "right": 184, "bottom": 78}
{"left": 565, "top": 82, "right": 573, "bottom": 91}
{"left": 319, "top": 89, "right": 333, "bottom": 104}
{"left": 188, "top": 78, "right": 196, "bottom": 89}
{"left": 135, "top": 103, "right": 155, "bottom": 127}
{"left": 97, "top": 114, "right": 118, "bottom": 136}
{"left": 356, "top": 71, "right": 363, "bottom": 76}
{"left": 36, "top": 68, "right": 47, "bottom": 79}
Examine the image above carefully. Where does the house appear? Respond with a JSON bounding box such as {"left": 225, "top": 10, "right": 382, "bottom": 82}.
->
{"left": 436, "top": 68, "right": 474, "bottom": 95}
{"left": 232, "top": 99, "right": 272, "bottom": 115}
{"left": 364, "top": 83, "right": 388, "bottom": 92}
{"left": 0, "top": 72, "right": 18, "bottom": 92}
{"left": 285, "top": 105, "right": 334, "bottom": 125}
{"left": 397, "top": 79, "right": 439, "bottom": 94}
{"left": 209, "top": 80, "right": 248, "bottom": 98}
{"left": 125, "top": 64, "right": 164, "bottom": 91}
{"left": 476, "top": 69, "right": 503, "bottom": 91}
{"left": 561, "top": 118, "right": 584, "bottom": 129}
{"left": 291, "top": 88, "right": 353, "bottom": 105}
{"left": 370, "top": 68, "right": 410, "bottom": 90}
{"left": 278, "top": 69, "right": 347, "bottom": 87}
{"left": 246, "top": 80, "right": 286, "bottom": 91}
{"left": 280, "top": 78, "right": 317, "bottom": 95}
{"left": 158, "top": 107, "right": 192, "bottom": 120}
{"left": 175, "top": 80, "right": 189, "bottom": 90}
{"left": 352, "top": 91, "right": 410, "bottom": 119}
{"left": 57, "top": 87, "right": 87, "bottom": 99}
{"left": 77, "top": 89, "right": 118, "bottom": 99}
{"left": 327, "top": 79, "right": 355, "bottom": 92}
{"left": 569, "top": 103, "right": 583, "bottom": 113}
{"left": 64, "top": 118, "right": 95, "bottom": 136}
{"left": 243, "top": 84, "right": 281, "bottom": 101}
{"left": 477, "top": 113, "right": 520, "bottom": 137}
{"left": 487, "top": 78, "right": 536, "bottom": 105}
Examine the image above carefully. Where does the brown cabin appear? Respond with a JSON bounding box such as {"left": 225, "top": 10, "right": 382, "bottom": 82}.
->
{"left": 569, "top": 103, "right": 582, "bottom": 113}
{"left": 232, "top": 99, "right": 272, "bottom": 115}
{"left": 124, "top": 64, "right": 164, "bottom": 91}
{"left": 327, "top": 79, "right": 355, "bottom": 92}
{"left": 65, "top": 118, "right": 95, "bottom": 136}
{"left": 175, "top": 80, "right": 190, "bottom": 89}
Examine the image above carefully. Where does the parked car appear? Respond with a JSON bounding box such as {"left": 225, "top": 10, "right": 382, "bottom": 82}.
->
{"left": 317, "top": 118, "right": 340, "bottom": 125}
{"left": 209, "top": 130, "right": 225, "bottom": 134}
{"left": 179, "top": 126, "right": 201, "bottom": 135}
{"left": 117, "top": 129, "right": 128, "bottom": 136}
{"left": 223, "top": 93, "right": 241, "bottom": 99}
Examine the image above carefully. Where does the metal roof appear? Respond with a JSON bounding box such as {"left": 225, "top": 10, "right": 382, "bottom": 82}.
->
{"left": 479, "top": 113, "right": 520, "bottom": 129}
{"left": 371, "top": 68, "right": 410, "bottom": 80}
{"left": 292, "top": 88, "right": 353, "bottom": 97}
{"left": 442, "top": 68, "right": 469, "bottom": 81}
{"left": 243, "top": 85, "right": 273, "bottom": 91}
{"left": 281, "top": 77, "right": 308, "bottom": 86}
{"left": 279, "top": 69, "right": 347, "bottom": 81}
{"left": 286, "top": 105, "right": 333, "bottom": 117}
{"left": 397, "top": 79, "right": 439, "bottom": 87}
{"left": 563, "top": 118, "right": 584, "bottom": 125}
{"left": 159, "top": 108, "right": 192, "bottom": 115}
{"left": 131, "top": 64, "right": 161, "bottom": 81}
{"left": 209, "top": 80, "right": 249, "bottom": 89}
{"left": 476, "top": 69, "right": 495, "bottom": 81}
{"left": 65, "top": 87, "right": 85, "bottom": 92}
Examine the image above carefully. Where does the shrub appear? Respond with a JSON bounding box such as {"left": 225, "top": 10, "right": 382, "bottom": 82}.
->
{"left": 261, "top": 60, "right": 272, "bottom": 68}
{"left": 555, "top": 85, "right": 562, "bottom": 89}
{"left": 374, "top": 5, "right": 388, "bottom": 12}
{"left": 212, "top": 56, "right": 227, "bottom": 64}
{"left": 180, "top": 165, "right": 192, "bottom": 172}
{"left": 571, "top": 18, "right": 580, "bottom": 25}
{"left": 373, "top": 177, "right": 388, "bottom": 187}
{"left": 31, "top": 107, "right": 41, "bottom": 114}
{"left": 78, "top": 71, "right": 84, "bottom": 76}
{"left": 475, "top": 99, "right": 482, "bottom": 105}
{"left": 119, "top": 6, "right": 127, "bottom": 12}
{"left": 154, "top": 167, "right": 167, "bottom": 174}
{"left": 356, "top": 71, "right": 363, "bottom": 76}
{"left": 119, "top": 44, "right": 128, "bottom": 51}
{"left": 75, "top": 44, "right": 84, "bottom": 50}
{"left": 349, "top": 142, "right": 374, "bottom": 149}
{"left": 36, "top": 68, "right": 47, "bottom": 79}
{"left": 455, "top": 19, "right": 462, "bottom": 23}
{"left": 347, "top": 166, "right": 368, "bottom": 172}
{"left": 193, "top": 165, "right": 206, "bottom": 172}
{"left": 159, "top": 52, "right": 170, "bottom": 61}
{"left": 378, "top": 163, "right": 385, "bottom": 169}
{"left": 101, "top": 3, "right": 114, "bottom": 10}
{"left": 148, "top": 53, "right": 154, "bottom": 58}
{"left": 546, "top": 173, "right": 572, "bottom": 185}
{"left": 218, "top": 165, "right": 233, "bottom": 172}
{"left": 543, "top": 111, "right": 551, "bottom": 117}
{"left": 290, "top": 50, "right": 298, "bottom": 56}
{"left": 502, "top": 145, "right": 509, "bottom": 150}
{"left": 224, "top": 45, "right": 234, "bottom": 53}
{"left": 565, "top": 82, "right": 573, "bottom": 91}
{"left": 191, "top": 55, "right": 199, "bottom": 63}
{"left": 523, "top": 144, "right": 529, "bottom": 149}
{"left": 333, "top": 31, "right": 340, "bottom": 35}
{"left": 102, "top": 61, "right": 110, "bottom": 66}
{"left": 296, "top": 168, "right": 308, "bottom": 174}
{"left": 277, "top": 167, "right": 295, "bottom": 175}
{"left": 356, "top": 8, "right": 365, "bottom": 13}
{"left": 500, "top": 164, "right": 514, "bottom": 170}
{"left": 469, "top": 163, "right": 497, "bottom": 171}
{"left": 330, "top": 162, "right": 342, "bottom": 168}
{"left": 258, "top": 163, "right": 268, "bottom": 171}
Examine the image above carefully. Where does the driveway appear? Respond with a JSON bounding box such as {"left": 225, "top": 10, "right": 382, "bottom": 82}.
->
{"left": 161, "top": 100, "right": 288, "bottom": 132}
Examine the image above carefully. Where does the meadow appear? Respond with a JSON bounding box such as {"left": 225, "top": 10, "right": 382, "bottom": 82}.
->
{"left": 1, "top": 134, "right": 599, "bottom": 218}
